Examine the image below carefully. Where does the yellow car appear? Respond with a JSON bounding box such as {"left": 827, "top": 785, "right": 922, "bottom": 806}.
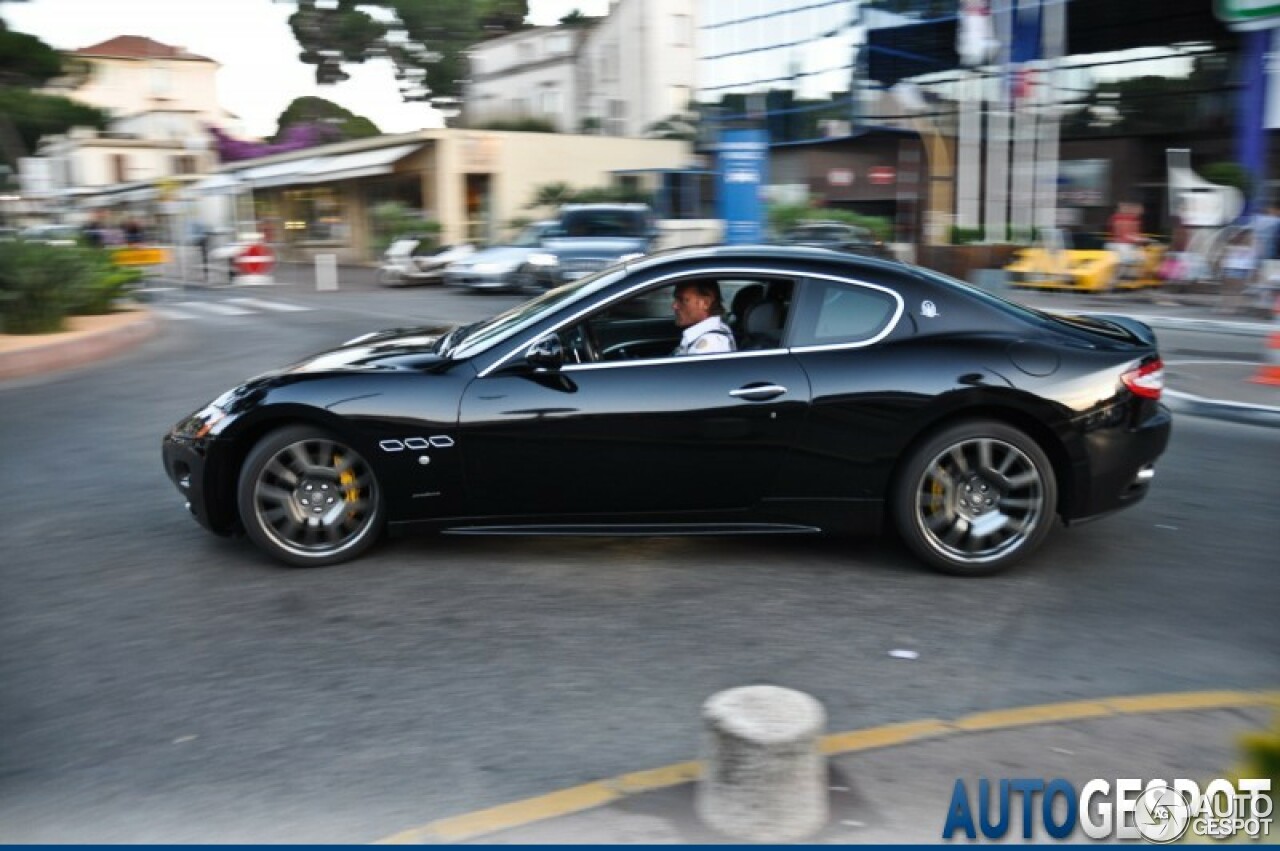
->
{"left": 1006, "top": 239, "right": 1164, "bottom": 292}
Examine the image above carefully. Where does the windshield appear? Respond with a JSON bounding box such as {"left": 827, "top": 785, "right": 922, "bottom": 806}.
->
{"left": 557, "top": 209, "right": 650, "bottom": 238}
{"left": 448, "top": 267, "right": 627, "bottom": 359}
{"left": 512, "top": 223, "right": 549, "bottom": 247}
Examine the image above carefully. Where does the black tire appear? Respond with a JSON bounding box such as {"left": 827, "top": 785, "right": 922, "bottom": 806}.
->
{"left": 237, "top": 425, "right": 385, "bottom": 567}
{"left": 892, "top": 419, "right": 1057, "bottom": 576}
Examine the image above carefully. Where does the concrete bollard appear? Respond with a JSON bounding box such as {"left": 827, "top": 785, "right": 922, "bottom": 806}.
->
{"left": 315, "top": 253, "right": 339, "bottom": 292}
{"left": 696, "top": 685, "right": 828, "bottom": 842}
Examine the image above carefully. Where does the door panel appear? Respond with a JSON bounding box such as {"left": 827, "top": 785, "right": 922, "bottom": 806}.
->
{"left": 457, "top": 353, "right": 811, "bottom": 517}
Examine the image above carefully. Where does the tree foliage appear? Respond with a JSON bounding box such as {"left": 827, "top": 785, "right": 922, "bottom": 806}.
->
{"left": 208, "top": 122, "right": 346, "bottom": 163}
{"left": 0, "top": 86, "right": 109, "bottom": 161}
{"left": 273, "top": 96, "right": 381, "bottom": 143}
{"left": 281, "top": 0, "right": 528, "bottom": 103}
{"left": 0, "top": 18, "right": 61, "bottom": 86}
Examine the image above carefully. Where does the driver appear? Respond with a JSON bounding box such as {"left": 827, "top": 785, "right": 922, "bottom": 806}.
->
{"left": 672, "top": 280, "right": 735, "bottom": 355}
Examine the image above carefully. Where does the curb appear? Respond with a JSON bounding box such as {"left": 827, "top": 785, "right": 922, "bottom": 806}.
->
{"left": 1164, "top": 388, "right": 1280, "bottom": 428}
{"left": 375, "top": 689, "right": 1280, "bottom": 845}
{"left": 0, "top": 309, "right": 158, "bottom": 382}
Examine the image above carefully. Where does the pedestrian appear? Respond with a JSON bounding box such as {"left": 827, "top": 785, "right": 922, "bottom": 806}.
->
{"left": 1218, "top": 230, "right": 1255, "bottom": 314}
{"left": 124, "top": 219, "right": 144, "bottom": 245}
{"left": 1107, "top": 202, "right": 1145, "bottom": 281}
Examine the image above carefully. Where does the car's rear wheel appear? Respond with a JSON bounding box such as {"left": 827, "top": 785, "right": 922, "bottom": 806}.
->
{"left": 892, "top": 420, "right": 1057, "bottom": 576}
{"left": 237, "top": 425, "right": 384, "bottom": 567}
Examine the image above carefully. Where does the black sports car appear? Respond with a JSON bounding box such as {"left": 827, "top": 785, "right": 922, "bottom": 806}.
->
{"left": 162, "top": 245, "right": 1171, "bottom": 576}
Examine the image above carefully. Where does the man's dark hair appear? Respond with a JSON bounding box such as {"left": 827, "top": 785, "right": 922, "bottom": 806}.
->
{"left": 674, "top": 279, "right": 725, "bottom": 315}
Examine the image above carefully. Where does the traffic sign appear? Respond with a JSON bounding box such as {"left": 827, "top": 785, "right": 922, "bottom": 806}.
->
{"left": 235, "top": 242, "right": 275, "bottom": 277}
{"left": 868, "top": 166, "right": 897, "bottom": 185}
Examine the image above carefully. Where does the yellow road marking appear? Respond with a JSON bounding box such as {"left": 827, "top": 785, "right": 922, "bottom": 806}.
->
{"left": 375, "top": 688, "right": 1279, "bottom": 844}
{"left": 954, "top": 700, "right": 1112, "bottom": 731}
{"left": 820, "top": 718, "right": 950, "bottom": 755}
{"left": 379, "top": 782, "right": 620, "bottom": 844}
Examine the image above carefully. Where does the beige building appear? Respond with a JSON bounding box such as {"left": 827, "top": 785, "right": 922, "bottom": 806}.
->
{"left": 27, "top": 36, "right": 230, "bottom": 215}
{"left": 44, "top": 35, "right": 237, "bottom": 140}
{"left": 206, "top": 129, "right": 693, "bottom": 262}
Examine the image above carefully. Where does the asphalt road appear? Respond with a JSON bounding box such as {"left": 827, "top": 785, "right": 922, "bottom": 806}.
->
{"left": 1, "top": 289, "right": 1277, "bottom": 842}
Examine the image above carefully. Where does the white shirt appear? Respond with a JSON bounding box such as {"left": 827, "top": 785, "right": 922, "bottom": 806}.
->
{"left": 674, "top": 316, "right": 735, "bottom": 356}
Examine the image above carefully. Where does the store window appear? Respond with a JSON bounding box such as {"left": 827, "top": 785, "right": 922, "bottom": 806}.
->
{"left": 281, "top": 187, "right": 347, "bottom": 242}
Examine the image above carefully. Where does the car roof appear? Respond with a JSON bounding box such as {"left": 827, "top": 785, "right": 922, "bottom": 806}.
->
{"left": 623, "top": 242, "right": 902, "bottom": 274}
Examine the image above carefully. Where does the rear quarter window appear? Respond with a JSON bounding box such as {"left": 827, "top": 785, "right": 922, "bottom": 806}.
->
{"left": 790, "top": 278, "right": 900, "bottom": 347}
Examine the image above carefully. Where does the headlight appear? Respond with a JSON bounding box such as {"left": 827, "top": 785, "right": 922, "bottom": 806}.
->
{"left": 174, "top": 402, "right": 232, "bottom": 440}
{"left": 527, "top": 252, "right": 559, "bottom": 267}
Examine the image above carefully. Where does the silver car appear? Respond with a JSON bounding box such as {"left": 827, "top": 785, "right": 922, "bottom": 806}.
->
{"left": 443, "top": 221, "right": 556, "bottom": 292}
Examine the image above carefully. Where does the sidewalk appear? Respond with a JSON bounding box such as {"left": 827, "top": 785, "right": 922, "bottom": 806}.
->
{"left": 378, "top": 691, "right": 1278, "bottom": 844}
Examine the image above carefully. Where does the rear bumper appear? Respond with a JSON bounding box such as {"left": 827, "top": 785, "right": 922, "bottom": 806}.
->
{"left": 1066, "top": 403, "right": 1172, "bottom": 523}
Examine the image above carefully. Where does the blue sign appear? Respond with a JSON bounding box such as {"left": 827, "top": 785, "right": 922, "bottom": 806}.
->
{"left": 717, "top": 127, "right": 769, "bottom": 244}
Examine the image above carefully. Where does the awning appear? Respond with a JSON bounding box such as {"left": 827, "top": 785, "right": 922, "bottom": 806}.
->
{"left": 193, "top": 173, "right": 245, "bottom": 195}
{"left": 240, "top": 157, "right": 326, "bottom": 189}
{"left": 220, "top": 143, "right": 424, "bottom": 191}
{"left": 299, "top": 143, "right": 422, "bottom": 184}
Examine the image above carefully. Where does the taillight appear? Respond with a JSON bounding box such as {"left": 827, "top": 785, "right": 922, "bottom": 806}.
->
{"left": 1121, "top": 358, "right": 1164, "bottom": 400}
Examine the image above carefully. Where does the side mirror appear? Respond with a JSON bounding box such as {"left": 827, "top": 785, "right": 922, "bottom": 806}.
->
{"left": 525, "top": 334, "right": 564, "bottom": 370}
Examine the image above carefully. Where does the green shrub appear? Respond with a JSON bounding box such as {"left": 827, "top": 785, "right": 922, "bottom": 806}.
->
{"left": 75, "top": 259, "right": 143, "bottom": 316}
{"left": 0, "top": 241, "right": 99, "bottom": 334}
{"left": 370, "top": 202, "right": 441, "bottom": 255}
{"left": 950, "top": 225, "right": 985, "bottom": 245}
{"left": 1235, "top": 712, "right": 1280, "bottom": 788}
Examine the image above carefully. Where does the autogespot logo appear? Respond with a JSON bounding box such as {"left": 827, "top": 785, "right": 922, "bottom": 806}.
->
{"left": 942, "top": 777, "right": 1273, "bottom": 842}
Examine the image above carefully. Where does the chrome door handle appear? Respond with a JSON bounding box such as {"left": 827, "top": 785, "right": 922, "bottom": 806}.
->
{"left": 730, "top": 383, "right": 788, "bottom": 401}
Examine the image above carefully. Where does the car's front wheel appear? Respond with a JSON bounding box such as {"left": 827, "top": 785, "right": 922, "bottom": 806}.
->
{"left": 237, "top": 425, "right": 385, "bottom": 567}
{"left": 892, "top": 420, "right": 1057, "bottom": 576}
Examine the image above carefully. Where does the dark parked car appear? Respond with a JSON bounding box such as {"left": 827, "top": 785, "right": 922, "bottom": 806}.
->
{"left": 162, "top": 245, "right": 1170, "bottom": 576}
{"left": 779, "top": 221, "right": 892, "bottom": 259}
{"left": 520, "top": 203, "right": 657, "bottom": 289}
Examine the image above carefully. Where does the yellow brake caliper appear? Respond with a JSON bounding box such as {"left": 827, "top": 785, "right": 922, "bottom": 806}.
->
{"left": 929, "top": 476, "right": 945, "bottom": 518}
{"left": 334, "top": 453, "right": 360, "bottom": 515}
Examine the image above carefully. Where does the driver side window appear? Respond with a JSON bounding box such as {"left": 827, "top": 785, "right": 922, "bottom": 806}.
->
{"left": 558, "top": 274, "right": 796, "bottom": 365}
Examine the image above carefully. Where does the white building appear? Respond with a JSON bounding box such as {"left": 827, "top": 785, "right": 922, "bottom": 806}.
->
{"left": 463, "top": 0, "right": 696, "bottom": 139}
{"left": 578, "top": 0, "right": 696, "bottom": 137}
{"left": 463, "top": 25, "right": 587, "bottom": 133}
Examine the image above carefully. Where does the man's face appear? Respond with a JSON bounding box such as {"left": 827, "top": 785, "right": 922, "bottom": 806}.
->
{"left": 673, "top": 286, "right": 713, "bottom": 328}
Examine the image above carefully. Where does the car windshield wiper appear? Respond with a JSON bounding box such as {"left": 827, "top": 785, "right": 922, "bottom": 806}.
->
{"left": 436, "top": 322, "right": 480, "bottom": 356}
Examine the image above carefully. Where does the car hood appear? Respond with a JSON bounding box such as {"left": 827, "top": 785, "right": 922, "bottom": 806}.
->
{"left": 541, "top": 237, "right": 648, "bottom": 259}
{"left": 453, "top": 244, "right": 537, "bottom": 267}
{"left": 277, "top": 325, "right": 454, "bottom": 374}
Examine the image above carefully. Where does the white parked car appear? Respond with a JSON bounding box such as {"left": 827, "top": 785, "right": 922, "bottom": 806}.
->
{"left": 378, "top": 239, "right": 475, "bottom": 286}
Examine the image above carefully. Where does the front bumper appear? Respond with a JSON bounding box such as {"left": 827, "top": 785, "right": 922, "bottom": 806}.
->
{"left": 161, "top": 432, "right": 238, "bottom": 536}
{"left": 444, "top": 270, "right": 525, "bottom": 291}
